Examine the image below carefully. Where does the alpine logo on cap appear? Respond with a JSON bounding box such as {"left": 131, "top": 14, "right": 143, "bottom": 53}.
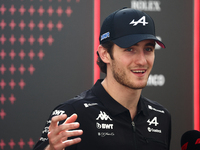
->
{"left": 129, "top": 16, "right": 148, "bottom": 26}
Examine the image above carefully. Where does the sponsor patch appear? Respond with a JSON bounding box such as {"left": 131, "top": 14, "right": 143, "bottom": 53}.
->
{"left": 84, "top": 103, "right": 98, "bottom": 108}
{"left": 101, "top": 32, "right": 110, "bottom": 41}
{"left": 98, "top": 132, "right": 115, "bottom": 137}
{"left": 96, "top": 111, "right": 112, "bottom": 121}
{"left": 96, "top": 122, "right": 114, "bottom": 129}
{"left": 147, "top": 127, "right": 162, "bottom": 133}
{"left": 148, "top": 105, "right": 165, "bottom": 113}
{"left": 52, "top": 110, "right": 65, "bottom": 116}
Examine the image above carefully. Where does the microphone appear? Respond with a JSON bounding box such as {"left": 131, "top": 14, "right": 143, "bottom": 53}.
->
{"left": 181, "top": 130, "right": 200, "bottom": 150}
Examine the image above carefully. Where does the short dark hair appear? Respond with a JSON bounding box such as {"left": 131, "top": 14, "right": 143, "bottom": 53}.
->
{"left": 97, "top": 41, "right": 114, "bottom": 74}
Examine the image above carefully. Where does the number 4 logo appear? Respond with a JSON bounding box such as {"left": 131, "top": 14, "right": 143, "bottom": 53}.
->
{"left": 147, "top": 117, "right": 159, "bottom": 126}
{"left": 129, "top": 16, "right": 148, "bottom": 26}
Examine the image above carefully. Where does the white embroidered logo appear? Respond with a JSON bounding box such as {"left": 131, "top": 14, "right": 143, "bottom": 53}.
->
{"left": 129, "top": 16, "right": 148, "bottom": 26}
{"left": 148, "top": 105, "right": 165, "bottom": 113}
{"left": 84, "top": 103, "right": 98, "bottom": 108}
{"left": 52, "top": 110, "right": 65, "bottom": 116}
{"left": 96, "top": 122, "right": 114, "bottom": 129}
{"left": 96, "top": 111, "right": 112, "bottom": 121}
{"left": 147, "top": 117, "right": 159, "bottom": 126}
{"left": 147, "top": 127, "right": 162, "bottom": 133}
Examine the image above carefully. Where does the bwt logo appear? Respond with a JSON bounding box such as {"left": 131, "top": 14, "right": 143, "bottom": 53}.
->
{"left": 96, "top": 122, "right": 114, "bottom": 129}
{"left": 147, "top": 74, "right": 165, "bottom": 86}
{"left": 52, "top": 110, "right": 65, "bottom": 116}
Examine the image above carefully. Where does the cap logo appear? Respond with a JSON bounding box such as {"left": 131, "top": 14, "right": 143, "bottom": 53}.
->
{"left": 101, "top": 32, "right": 110, "bottom": 41}
{"left": 129, "top": 16, "right": 148, "bottom": 26}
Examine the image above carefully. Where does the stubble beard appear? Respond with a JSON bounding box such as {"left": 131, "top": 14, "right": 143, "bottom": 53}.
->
{"left": 111, "top": 61, "right": 148, "bottom": 90}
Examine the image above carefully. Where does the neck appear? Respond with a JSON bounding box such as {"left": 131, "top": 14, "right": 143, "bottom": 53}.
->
{"left": 101, "top": 77, "right": 142, "bottom": 120}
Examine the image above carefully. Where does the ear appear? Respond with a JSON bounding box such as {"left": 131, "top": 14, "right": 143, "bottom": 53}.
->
{"left": 97, "top": 45, "right": 111, "bottom": 64}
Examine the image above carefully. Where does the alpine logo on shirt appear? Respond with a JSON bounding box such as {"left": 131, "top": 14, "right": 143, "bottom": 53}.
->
{"left": 147, "top": 116, "right": 162, "bottom": 133}
{"left": 147, "top": 117, "right": 159, "bottom": 126}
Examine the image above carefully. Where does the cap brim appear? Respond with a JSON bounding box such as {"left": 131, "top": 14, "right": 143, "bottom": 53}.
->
{"left": 112, "top": 34, "right": 166, "bottom": 48}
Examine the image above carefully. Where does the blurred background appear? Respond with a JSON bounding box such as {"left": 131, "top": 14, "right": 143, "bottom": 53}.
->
{"left": 0, "top": 0, "right": 199, "bottom": 150}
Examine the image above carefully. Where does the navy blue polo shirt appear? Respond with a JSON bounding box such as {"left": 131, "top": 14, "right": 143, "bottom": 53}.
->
{"left": 33, "top": 79, "right": 171, "bottom": 150}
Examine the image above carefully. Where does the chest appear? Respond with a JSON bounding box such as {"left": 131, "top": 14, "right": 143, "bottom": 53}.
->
{"left": 75, "top": 107, "right": 169, "bottom": 150}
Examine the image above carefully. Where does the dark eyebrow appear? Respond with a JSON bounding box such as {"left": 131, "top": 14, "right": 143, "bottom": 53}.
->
{"left": 145, "top": 42, "right": 156, "bottom": 47}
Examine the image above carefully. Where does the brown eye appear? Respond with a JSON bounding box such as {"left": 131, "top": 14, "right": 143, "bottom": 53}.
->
{"left": 126, "top": 48, "right": 133, "bottom": 52}
{"left": 145, "top": 47, "right": 154, "bottom": 52}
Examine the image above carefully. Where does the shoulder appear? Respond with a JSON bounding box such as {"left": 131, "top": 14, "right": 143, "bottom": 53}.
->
{"left": 62, "top": 88, "right": 98, "bottom": 107}
{"left": 141, "top": 96, "right": 171, "bottom": 117}
{"left": 51, "top": 89, "right": 98, "bottom": 115}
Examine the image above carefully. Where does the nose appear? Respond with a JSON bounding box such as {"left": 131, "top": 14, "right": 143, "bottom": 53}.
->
{"left": 135, "top": 50, "right": 147, "bottom": 66}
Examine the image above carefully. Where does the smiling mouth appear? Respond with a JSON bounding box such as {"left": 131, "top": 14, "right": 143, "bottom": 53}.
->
{"left": 131, "top": 70, "right": 146, "bottom": 74}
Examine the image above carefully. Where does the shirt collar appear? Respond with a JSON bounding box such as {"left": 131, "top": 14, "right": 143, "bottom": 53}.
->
{"left": 91, "top": 79, "right": 148, "bottom": 117}
{"left": 137, "top": 96, "right": 148, "bottom": 116}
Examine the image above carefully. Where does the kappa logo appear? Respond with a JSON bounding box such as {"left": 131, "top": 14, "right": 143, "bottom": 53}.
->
{"left": 130, "top": 16, "right": 148, "bottom": 26}
{"left": 96, "top": 111, "right": 112, "bottom": 121}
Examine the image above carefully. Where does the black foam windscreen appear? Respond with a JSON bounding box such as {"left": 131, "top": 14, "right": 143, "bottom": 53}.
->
{"left": 181, "top": 130, "right": 200, "bottom": 150}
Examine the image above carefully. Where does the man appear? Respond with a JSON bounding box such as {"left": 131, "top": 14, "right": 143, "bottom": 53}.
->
{"left": 33, "top": 7, "right": 171, "bottom": 150}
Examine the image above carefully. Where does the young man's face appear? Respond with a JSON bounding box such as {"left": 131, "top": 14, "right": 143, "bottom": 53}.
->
{"left": 109, "top": 39, "right": 155, "bottom": 89}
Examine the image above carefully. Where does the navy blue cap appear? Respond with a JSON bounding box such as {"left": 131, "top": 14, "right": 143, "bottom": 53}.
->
{"left": 99, "top": 8, "right": 165, "bottom": 48}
